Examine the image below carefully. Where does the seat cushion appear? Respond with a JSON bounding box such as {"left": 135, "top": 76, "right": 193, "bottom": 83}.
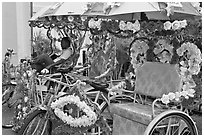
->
{"left": 111, "top": 103, "right": 164, "bottom": 125}
{"left": 135, "top": 62, "right": 181, "bottom": 98}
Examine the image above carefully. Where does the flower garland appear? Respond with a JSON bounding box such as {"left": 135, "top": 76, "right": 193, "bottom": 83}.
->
{"left": 164, "top": 20, "right": 187, "bottom": 30}
{"left": 109, "top": 81, "right": 126, "bottom": 96}
{"left": 119, "top": 20, "right": 140, "bottom": 33}
{"left": 130, "top": 40, "right": 149, "bottom": 74}
{"left": 88, "top": 19, "right": 140, "bottom": 33}
{"left": 88, "top": 18, "right": 102, "bottom": 30}
{"left": 51, "top": 95, "right": 97, "bottom": 127}
{"left": 160, "top": 42, "right": 202, "bottom": 104}
{"left": 153, "top": 39, "right": 174, "bottom": 63}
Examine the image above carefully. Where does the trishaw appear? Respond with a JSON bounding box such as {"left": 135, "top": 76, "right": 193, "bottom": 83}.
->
{"left": 2, "top": 2, "right": 202, "bottom": 135}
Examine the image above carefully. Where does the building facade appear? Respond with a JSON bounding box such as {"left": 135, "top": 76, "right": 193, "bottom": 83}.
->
{"left": 2, "top": 2, "right": 31, "bottom": 65}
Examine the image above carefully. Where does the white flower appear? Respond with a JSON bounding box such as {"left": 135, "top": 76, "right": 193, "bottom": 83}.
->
{"left": 51, "top": 95, "right": 97, "bottom": 127}
{"left": 68, "top": 16, "right": 74, "bottom": 22}
{"left": 17, "top": 104, "right": 22, "bottom": 109}
{"left": 172, "top": 20, "right": 181, "bottom": 30}
{"left": 180, "top": 61, "right": 185, "bottom": 66}
{"left": 180, "top": 91, "right": 189, "bottom": 99}
{"left": 26, "top": 70, "right": 32, "bottom": 77}
{"left": 168, "top": 92, "right": 176, "bottom": 100}
{"left": 174, "top": 92, "right": 181, "bottom": 101}
{"left": 23, "top": 72, "right": 27, "bottom": 78}
{"left": 161, "top": 94, "right": 170, "bottom": 104}
{"left": 180, "top": 66, "right": 188, "bottom": 73}
{"left": 24, "top": 96, "right": 29, "bottom": 103}
{"left": 88, "top": 18, "right": 95, "bottom": 29}
{"left": 188, "top": 64, "right": 200, "bottom": 75}
{"left": 133, "top": 20, "right": 140, "bottom": 32}
{"left": 22, "top": 107, "right": 27, "bottom": 112}
{"left": 164, "top": 21, "right": 172, "bottom": 30}
{"left": 186, "top": 89, "right": 195, "bottom": 97}
{"left": 180, "top": 20, "right": 188, "bottom": 28}
{"left": 119, "top": 21, "right": 126, "bottom": 31}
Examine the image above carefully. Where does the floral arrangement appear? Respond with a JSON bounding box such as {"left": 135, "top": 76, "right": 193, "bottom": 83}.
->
{"left": 51, "top": 95, "right": 97, "bottom": 127}
{"left": 88, "top": 18, "right": 102, "bottom": 30}
{"left": 119, "top": 20, "right": 140, "bottom": 33}
{"left": 88, "top": 19, "right": 140, "bottom": 33}
{"left": 164, "top": 20, "right": 188, "bottom": 30}
{"left": 160, "top": 42, "right": 202, "bottom": 104}
{"left": 10, "top": 63, "right": 34, "bottom": 132}
{"left": 153, "top": 39, "right": 174, "bottom": 63}
{"left": 109, "top": 81, "right": 126, "bottom": 96}
{"left": 130, "top": 40, "right": 149, "bottom": 74}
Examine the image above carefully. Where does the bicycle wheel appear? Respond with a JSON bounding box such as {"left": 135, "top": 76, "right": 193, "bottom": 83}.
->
{"left": 144, "top": 110, "right": 198, "bottom": 135}
{"left": 18, "top": 109, "right": 52, "bottom": 135}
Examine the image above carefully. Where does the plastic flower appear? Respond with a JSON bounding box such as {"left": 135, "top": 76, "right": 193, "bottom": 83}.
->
{"left": 180, "top": 61, "right": 185, "bottom": 66}
{"left": 180, "top": 20, "right": 188, "bottom": 28}
{"left": 174, "top": 92, "right": 181, "bottom": 101}
{"left": 164, "top": 21, "right": 172, "bottom": 30}
{"left": 51, "top": 95, "right": 97, "bottom": 127}
{"left": 168, "top": 92, "right": 176, "bottom": 100}
{"left": 127, "top": 22, "right": 133, "bottom": 30}
{"left": 172, "top": 20, "right": 181, "bottom": 30}
{"left": 180, "top": 91, "right": 189, "bottom": 99}
{"left": 17, "top": 104, "right": 22, "bottom": 109}
{"left": 24, "top": 96, "right": 29, "bottom": 103}
{"left": 188, "top": 64, "right": 200, "bottom": 75}
{"left": 22, "top": 107, "right": 27, "bottom": 112}
{"left": 186, "top": 88, "right": 195, "bottom": 97}
{"left": 68, "top": 16, "right": 74, "bottom": 22}
{"left": 180, "top": 66, "right": 188, "bottom": 74}
{"left": 26, "top": 70, "right": 32, "bottom": 77}
{"left": 161, "top": 94, "right": 170, "bottom": 104}
{"left": 132, "top": 20, "right": 140, "bottom": 32}
{"left": 88, "top": 18, "right": 95, "bottom": 29}
{"left": 119, "top": 21, "right": 126, "bottom": 30}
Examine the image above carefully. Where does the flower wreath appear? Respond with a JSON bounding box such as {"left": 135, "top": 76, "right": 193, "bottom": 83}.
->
{"left": 160, "top": 42, "right": 202, "bottom": 104}
{"left": 129, "top": 39, "right": 202, "bottom": 105}
{"left": 51, "top": 95, "right": 97, "bottom": 127}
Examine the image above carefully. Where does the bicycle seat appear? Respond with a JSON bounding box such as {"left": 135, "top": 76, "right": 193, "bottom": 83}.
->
{"left": 55, "top": 67, "right": 73, "bottom": 74}
{"left": 84, "top": 80, "right": 109, "bottom": 90}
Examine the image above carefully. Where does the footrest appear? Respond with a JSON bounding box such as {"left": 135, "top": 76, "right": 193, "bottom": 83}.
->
{"left": 111, "top": 103, "right": 153, "bottom": 125}
{"left": 110, "top": 103, "right": 164, "bottom": 135}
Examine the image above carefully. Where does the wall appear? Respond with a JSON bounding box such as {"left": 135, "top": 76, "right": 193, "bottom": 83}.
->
{"left": 2, "top": 2, "right": 31, "bottom": 65}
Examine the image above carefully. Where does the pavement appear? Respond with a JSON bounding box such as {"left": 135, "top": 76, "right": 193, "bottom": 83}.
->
{"left": 2, "top": 104, "right": 202, "bottom": 135}
{"left": 2, "top": 105, "right": 17, "bottom": 135}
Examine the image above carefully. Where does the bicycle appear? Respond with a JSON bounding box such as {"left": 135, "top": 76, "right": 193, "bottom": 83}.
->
{"left": 16, "top": 67, "right": 134, "bottom": 135}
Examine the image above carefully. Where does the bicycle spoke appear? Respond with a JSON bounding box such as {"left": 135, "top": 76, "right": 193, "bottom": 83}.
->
{"left": 23, "top": 116, "right": 37, "bottom": 134}
{"left": 166, "top": 117, "right": 172, "bottom": 135}
{"left": 32, "top": 116, "right": 43, "bottom": 135}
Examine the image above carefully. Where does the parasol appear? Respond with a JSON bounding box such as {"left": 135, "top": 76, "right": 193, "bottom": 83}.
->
{"left": 106, "top": 2, "right": 161, "bottom": 20}
{"left": 84, "top": 2, "right": 201, "bottom": 21}
{"left": 29, "top": 2, "right": 89, "bottom": 22}
{"left": 145, "top": 2, "right": 201, "bottom": 20}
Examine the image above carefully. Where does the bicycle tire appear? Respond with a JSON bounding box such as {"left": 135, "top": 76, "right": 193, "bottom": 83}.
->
{"left": 144, "top": 110, "right": 198, "bottom": 135}
{"left": 18, "top": 109, "right": 52, "bottom": 135}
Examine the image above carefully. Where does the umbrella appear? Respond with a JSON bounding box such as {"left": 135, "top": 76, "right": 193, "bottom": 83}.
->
{"left": 29, "top": 4, "right": 54, "bottom": 21}
{"left": 107, "top": 2, "right": 161, "bottom": 20}
{"left": 145, "top": 2, "right": 201, "bottom": 20}
{"left": 84, "top": 2, "right": 201, "bottom": 21}
{"left": 29, "top": 2, "right": 89, "bottom": 22}
{"left": 41, "top": 2, "right": 88, "bottom": 17}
